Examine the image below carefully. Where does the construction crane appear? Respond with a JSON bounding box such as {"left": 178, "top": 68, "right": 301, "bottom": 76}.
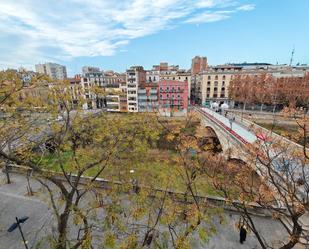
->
{"left": 289, "top": 46, "right": 295, "bottom": 66}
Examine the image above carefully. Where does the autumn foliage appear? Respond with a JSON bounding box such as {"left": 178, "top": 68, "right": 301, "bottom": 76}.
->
{"left": 229, "top": 73, "right": 309, "bottom": 109}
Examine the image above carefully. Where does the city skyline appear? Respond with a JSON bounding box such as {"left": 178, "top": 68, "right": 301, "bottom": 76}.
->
{"left": 0, "top": 0, "right": 308, "bottom": 76}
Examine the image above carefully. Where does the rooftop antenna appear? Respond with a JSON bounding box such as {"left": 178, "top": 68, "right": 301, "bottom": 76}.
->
{"left": 289, "top": 46, "right": 295, "bottom": 67}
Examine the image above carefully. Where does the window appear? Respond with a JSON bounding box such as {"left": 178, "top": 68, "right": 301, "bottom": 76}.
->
{"left": 214, "top": 81, "right": 218, "bottom": 87}
{"left": 207, "top": 81, "right": 211, "bottom": 86}
{"left": 208, "top": 76, "right": 211, "bottom": 80}
{"left": 222, "top": 81, "right": 225, "bottom": 86}
{"left": 207, "top": 87, "right": 210, "bottom": 92}
{"left": 178, "top": 94, "right": 180, "bottom": 98}
{"left": 173, "top": 77, "right": 175, "bottom": 80}
{"left": 223, "top": 75, "right": 226, "bottom": 80}
{"left": 185, "top": 77, "right": 188, "bottom": 80}
{"left": 167, "top": 94, "right": 169, "bottom": 98}
{"left": 167, "top": 87, "right": 169, "bottom": 90}
{"left": 213, "top": 94, "right": 218, "bottom": 98}
{"left": 214, "top": 87, "right": 218, "bottom": 92}
{"left": 215, "top": 75, "right": 218, "bottom": 80}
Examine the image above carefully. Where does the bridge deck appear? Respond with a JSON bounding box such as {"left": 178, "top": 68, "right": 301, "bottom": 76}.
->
{"left": 199, "top": 107, "right": 257, "bottom": 145}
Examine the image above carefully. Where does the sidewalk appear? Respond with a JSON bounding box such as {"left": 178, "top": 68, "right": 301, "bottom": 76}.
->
{"left": 201, "top": 108, "right": 257, "bottom": 144}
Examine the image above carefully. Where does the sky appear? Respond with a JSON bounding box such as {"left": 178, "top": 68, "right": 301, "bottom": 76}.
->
{"left": 0, "top": 0, "right": 308, "bottom": 76}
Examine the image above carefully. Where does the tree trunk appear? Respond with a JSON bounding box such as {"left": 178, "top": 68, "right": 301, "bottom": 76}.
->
{"left": 56, "top": 200, "right": 72, "bottom": 249}
{"left": 279, "top": 220, "right": 302, "bottom": 249}
{"left": 5, "top": 162, "right": 11, "bottom": 184}
{"left": 26, "top": 175, "right": 33, "bottom": 196}
{"left": 260, "top": 103, "right": 263, "bottom": 112}
{"left": 241, "top": 102, "right": 246, "bottom": 121}
{"left": 56, "top": 214, "right": 70, "bottom": 249}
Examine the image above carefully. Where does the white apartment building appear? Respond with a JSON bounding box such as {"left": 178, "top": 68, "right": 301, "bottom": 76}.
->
{"left": 80, "top": 68, "right": 105, "bottom": 109}
{"left": 35, "top": 62, "right": 67, "bottom": 80}
{"left": 126, "top": 66, "right": 146, "bottom": 112}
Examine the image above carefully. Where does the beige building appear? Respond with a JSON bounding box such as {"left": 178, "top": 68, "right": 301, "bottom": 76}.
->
{"left": 192, "top": 63, "right": 309, "bottom": 106}
{"left": 198, "top": 66, "right": 242, "bottom": 106}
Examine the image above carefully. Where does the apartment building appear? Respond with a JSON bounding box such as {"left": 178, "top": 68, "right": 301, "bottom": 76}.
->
{"left": 82, "top": 66, "right": 100, "bottom": 74}
{"left": 68, "top": 76, "right": 82, "bottom": 108}
{"left": 126, "top": 66, "right": 146, "bottom": 112}
{"left": 35, "top": 62, "right": 67, "bottom": 80}
{"left": 104, "top": 71, "right": 126, "bottom": 85}
{"left": 159, "top": 80, "right": 188, "bottom": 116}
{"left": 80, "top": 67, "right": 105, "bottom": 109}
{"left": 138, "top": 83, "right": 159, "bottom": 112}
{"left": 193, "top": 63, "right": 309, "bottom": 107}
{"left": 104, "top": 84, "right": 123, "bottom": 112}
{"left": 199, "top": 65, "right": 242, "bottom": 106}
{"left": 146, "top": 68, "right": 160, "bottom": 83}
{"left": 146, "top": 62, "right": 191, "bottom": 103}
{"left": 191, "top": 56, "right": 208, "bottom": 75}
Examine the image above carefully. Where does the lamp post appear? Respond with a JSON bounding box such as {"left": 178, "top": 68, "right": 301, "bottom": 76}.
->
{"left": 7, "top": 216, "right": 29, "bottom": 249}
{"left": 130, "top": 169, "right": 140, "bottom": 194}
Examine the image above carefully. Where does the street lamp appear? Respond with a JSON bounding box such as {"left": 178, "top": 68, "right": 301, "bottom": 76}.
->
{"left": 130, "top": 169, "right": 140, "bottom": 194}
{"left": 7, "top": 216, "right": 29, "bottom": 249}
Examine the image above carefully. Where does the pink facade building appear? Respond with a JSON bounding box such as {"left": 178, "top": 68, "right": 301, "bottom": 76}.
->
{"left": 159, "top": 80, "right": 188, "bottom": 115}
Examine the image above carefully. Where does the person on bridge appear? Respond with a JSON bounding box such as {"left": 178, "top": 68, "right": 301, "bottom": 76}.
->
{"left": 239, "top": 225, "right": 247, "bottom": 244}
{"left": 229, "top": 118, "right": 233, "bottom": 129}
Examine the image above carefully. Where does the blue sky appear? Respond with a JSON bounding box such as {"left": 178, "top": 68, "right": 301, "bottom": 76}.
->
{"left": 0, "top": 0, "right": 308, "bottom": 76}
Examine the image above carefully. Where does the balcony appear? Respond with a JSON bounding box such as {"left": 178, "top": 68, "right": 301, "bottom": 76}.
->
{"left": 138, "top": 89, "right": 147, "bottom": 94}
{"left": 150, "top": 89, "right": 158, "bottom": 94}
{"left": 149, "top": 96, "right": 158, "bottom": 100}
{"left": 107, "top": 102, "right": 119, "bottom": 106}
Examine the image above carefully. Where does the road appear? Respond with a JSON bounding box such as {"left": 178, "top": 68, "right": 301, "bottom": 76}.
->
{"left": 0, "top": 172, "right": 294, "bottom": 249}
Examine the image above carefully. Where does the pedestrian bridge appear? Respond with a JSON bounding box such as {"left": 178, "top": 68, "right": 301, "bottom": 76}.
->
{"left": 194, "top": 107, "right": 257, "bottom": 161}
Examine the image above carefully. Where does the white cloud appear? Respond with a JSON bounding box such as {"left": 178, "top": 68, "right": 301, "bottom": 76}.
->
{"left": 185, "top": 12, "right": 230, "bottom": 23}
{"left": 237, "top": 4, "right": 256, "bottom": 11}
{"left": 0, "top": 0, "right": 255, "bottom": 68}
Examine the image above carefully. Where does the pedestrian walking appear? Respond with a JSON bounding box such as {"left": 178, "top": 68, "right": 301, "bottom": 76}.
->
{"left": 229, "top": 118, "right": 233, "bottom": 129}
{"left": 239, "top": 225, "right": 247, "bottom": 244}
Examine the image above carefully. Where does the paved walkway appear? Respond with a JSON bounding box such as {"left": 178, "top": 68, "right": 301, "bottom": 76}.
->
{"left": 0, "top": 172, "right": 295, "bottom": 249}
{"left": 200, "top": 108, "right": 257, "bottom": 144}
